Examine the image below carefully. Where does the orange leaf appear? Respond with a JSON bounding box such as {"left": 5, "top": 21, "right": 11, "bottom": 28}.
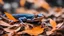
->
{"left": 20, "top": 0, "right": 26, "bottom": 7}
{"left": 24, "top": 26, "right": 44, "bottom": 35}
{"left": 50, "top": 19, "right": 57, "bottom": 28}
{"left": 0, "top": 0, "right": 4, "bottom": 4}
{"left": 41, "top": 0, "right": 50, "bottom": 10}
{"left": 4, "top": 12, "right": 18, "bottom": 22}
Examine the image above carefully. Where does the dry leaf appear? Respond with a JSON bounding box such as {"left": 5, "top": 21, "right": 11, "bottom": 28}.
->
{"left": 3, "top": 34, "right": 8, "bottom": 36}
{"left": 4, "top": 12, "right": 18, "bottom": 22}
{"left": 46, "top": 28, "right": 56, "bottom": 35}
{"left": 19, "top": 26, "right": 44, "bottom": 35}
{"left": 0, "top": 20, "right": 11, "bottom": 26}
{"left": 0, "top": 0, "right": 4, "bottom": 4}
{"left": 41, "top": 0, "right": 50, "bottom": 10}
{"left": 46, "top": 23, "right": 63, "bottom": 35}
{"left": 20, "top": 0, "right": 26, "bottom": 7}
{"left": 15, "top": 27, "right": 21, "bottom": 32}
{"left": 56, "top": 23, "right": 63, "bottom": 29}
{"left": 50, "top": 19, "right": 57, "bottom": 28}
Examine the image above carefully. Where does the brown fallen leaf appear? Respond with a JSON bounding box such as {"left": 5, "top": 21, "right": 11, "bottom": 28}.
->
{"left": 0, "top": 0, "right": 4, "bottom": 5}
{"left": 0, "top": 20, "right": 21, "bottom": 27}
{"left": 4, "top": 26, "right": 21, "bottom": 33}
{"left": 50, "top": 19, "right": 57, "bottom": 28}
{"left": 46, "top": 23, "right": 63, "bottom": 35}
{"left": 3, "top": 34, "right": 8, "bottom": 36}
{"left": 0, "top": 20, "right": 11, "bottom": 26}
{"left": 41, "top": 0, "right": 50, "bottom": 10}
{"left": 46, "top": 19, "right": 57, "bottom": 35}
{"left": 20, "top": 0, "right": 26, "bottom": 7}
{"left": 4, "top": 12, "right": 18, "bottom": 22}
{"left": 18, "top": 26, "right": 44, "bottom": 35}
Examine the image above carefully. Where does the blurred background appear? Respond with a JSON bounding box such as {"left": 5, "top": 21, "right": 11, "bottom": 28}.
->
{"left": 0, "top": 0, "right": 64, "bottom": 15}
